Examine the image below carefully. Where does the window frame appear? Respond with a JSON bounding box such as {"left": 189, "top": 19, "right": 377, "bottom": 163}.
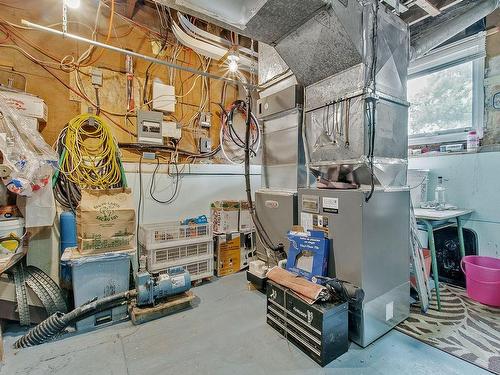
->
{"left": 407, "top": 32, "right": 485, "bottom": 146}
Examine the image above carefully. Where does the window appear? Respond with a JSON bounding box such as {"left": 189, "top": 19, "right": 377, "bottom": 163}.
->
{"left": 409, "top": 61, "right": 473, "bottom": 136}
{"left": 408, "top": 33, "right": 485, "bottom": 145}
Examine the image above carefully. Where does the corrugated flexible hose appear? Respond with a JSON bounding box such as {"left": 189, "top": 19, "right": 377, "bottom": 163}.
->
{"left": 14, "top": 312, "right": 68, "bottom": 348}
{"left": 14, "top": 290, "right": 136, "bottom": 349}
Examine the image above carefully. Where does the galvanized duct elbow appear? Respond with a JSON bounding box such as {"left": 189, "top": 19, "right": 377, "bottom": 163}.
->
{"left": 410, "top": 0, "right": 500, "bottom": 60}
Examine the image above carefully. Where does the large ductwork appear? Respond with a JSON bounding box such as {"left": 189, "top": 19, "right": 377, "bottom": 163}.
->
{"left": 157, "top": 0, "right": 499, "bottom": 87}
{"left": 157, "top": 0, "right": 497, "bottom": 187}
{"left": 410, "top": 0, "right": 500, "bottom": 60}
{"left": 158, "top": 0, "right": 408, "bottom": 89}
{"left": 158, "top": 0, "right": 410, "bottom": 187}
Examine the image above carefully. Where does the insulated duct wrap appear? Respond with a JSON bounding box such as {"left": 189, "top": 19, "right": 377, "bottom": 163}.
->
{"left": 243, "top": 0, "right": 329, "bottom": 44}
{"left": 255, "top": 0, "right": 409, "bottom": 187}
{"left": 160, "top": 0, "right": 411, "bottom": 187}
{"left": 298, "top": 0, "right": 409, "bottom": 187}
{"left": 275, "top": 1, "right": 364, "bottom": 87}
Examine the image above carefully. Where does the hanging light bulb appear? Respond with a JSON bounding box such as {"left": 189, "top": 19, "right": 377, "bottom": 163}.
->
{"left": 228, "top": 59, "right": 238, "bottom": 73}
{"left": 227, "top": 51, "right": 239, "bottom": 73}
{"left": 65, "top": 0, "right": 81, "bottom": 9}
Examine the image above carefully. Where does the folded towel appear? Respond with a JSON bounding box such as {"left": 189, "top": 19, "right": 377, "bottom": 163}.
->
{"left": 267, "top": 267, "right": 327, "bottom": 304}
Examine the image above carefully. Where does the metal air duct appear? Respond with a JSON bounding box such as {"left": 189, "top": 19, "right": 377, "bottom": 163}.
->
{"left": 410, "top": 0, "right": 500, "bottom": 60}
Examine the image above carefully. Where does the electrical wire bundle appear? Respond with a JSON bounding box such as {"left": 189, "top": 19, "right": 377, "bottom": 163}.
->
{"left": 149, "top": 157, "right": 180, "bottom": 204}
{"left": 53, "top": 113, "right": 126, "bottom": 210}
{"left": 365, "top": 1, "right": 379, "bottom": 203}
{"left": 219, "top": 99, "right": 260, "bottom": 164}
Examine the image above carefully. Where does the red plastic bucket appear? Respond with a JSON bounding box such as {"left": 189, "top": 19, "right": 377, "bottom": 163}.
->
{"left": 461, "top": 255, "right": 500, "bottom": 307}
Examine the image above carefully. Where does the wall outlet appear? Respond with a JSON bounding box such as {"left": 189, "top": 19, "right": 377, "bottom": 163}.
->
{"left": 200, "top": 112, "right": 211, "bottom": 128}
{"left": 199, "top": 137, "right": 212, "bottom": 153}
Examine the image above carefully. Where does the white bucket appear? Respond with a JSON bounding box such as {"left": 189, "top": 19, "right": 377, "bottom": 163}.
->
{"left": 0, "top": 218, "right": 25, "bottom": 259}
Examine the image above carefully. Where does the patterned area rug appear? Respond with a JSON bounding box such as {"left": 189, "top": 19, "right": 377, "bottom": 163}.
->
{"left": 397, "top": 284, "right": 500, "bottom": 374}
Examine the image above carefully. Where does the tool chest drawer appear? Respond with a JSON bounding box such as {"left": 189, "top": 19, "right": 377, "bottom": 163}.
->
{"left": 266, "top": 280, "right": 349, "bottom": 366}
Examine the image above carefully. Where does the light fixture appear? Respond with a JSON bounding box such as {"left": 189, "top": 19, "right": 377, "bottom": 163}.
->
{"left": 65, "top": 0, "right": 81, "bottom": 9}
{"left": 227, "top": 51, "right": 239, "bottom": 73}
{"left": 228, "top": 59, "right": 238, "bottom": 73}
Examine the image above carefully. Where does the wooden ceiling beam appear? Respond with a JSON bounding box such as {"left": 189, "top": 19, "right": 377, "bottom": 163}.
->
{"left": 127, "top": 0, "right": 139, "bottom": 19}
{"left": 402, "top": 0, "right": 466, "bottom": 25}
{"left": 414, "top": 0, "right": 441, "bottom": 16}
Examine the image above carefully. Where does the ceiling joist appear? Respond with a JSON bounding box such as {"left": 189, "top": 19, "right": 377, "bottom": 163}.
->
{"left": 414, "top": 0, "right": 441, "bottom": 16}
{"left": 401, "top": 0, "right": 467, "bottom": 25}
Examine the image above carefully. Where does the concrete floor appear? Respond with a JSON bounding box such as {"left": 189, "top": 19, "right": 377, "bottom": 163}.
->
{"left": 0, "top": 273, "right": 490, "bottom": 375}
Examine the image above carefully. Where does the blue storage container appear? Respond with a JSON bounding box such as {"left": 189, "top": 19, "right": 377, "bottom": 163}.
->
{"left": 71, "top": 252, "right": 131, "bottom": 331}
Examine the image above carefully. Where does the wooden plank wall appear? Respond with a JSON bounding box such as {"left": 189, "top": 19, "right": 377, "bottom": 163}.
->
{"left": 0, "top": 0, "right": 239, "bottom": 162}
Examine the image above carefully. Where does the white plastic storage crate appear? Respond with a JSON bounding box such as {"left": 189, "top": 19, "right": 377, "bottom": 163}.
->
{"left": 158, "top": 256, "right": 214, "bottom": 281}
{"left": 142, "top": 239, "right": 213, "bottom": 273}
{"left": 139, "top": 220, "right": 211, "bottom": 248}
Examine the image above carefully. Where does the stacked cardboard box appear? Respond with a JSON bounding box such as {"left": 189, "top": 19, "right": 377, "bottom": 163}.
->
{"left": 214, "top": 232, "right": 257, "bottom": 277}
{"left": 211, "top": 200, "right": 256, "bottom": 277}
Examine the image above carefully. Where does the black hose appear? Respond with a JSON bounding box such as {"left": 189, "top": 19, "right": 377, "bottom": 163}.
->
{"left": 314, "top": 276, "right": 365, "bottom": 309}
{"left": 14, "top": 290, "right": 136, "bottom": 349}
{"left": 53, "top": 130, "right": 81, "bottom": 211}
{"left": 226, "top": 100, "right": 259, "bottom": 155}
{"left": 243, "top": 94, "right": 284, "bottom": 257}
{"left": 14, "top": 312, "right": 67, "bottom": 348}
{"left": 365, "top": 2, "right": 379, "bottom": 203}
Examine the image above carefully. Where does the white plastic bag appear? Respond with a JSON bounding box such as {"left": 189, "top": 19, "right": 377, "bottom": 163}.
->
{"left": 17, "top": 181, "right": 56, "bottom": 228}
{"left": 0, "top": 92, "right": 58, "bottom": 196}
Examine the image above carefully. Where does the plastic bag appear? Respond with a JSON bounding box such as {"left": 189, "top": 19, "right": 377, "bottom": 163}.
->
{"left": 17, "top": 180, "right": 56, "bottom": 228}
{"left": 0, "top": 93, "right": 58, "bottom": 196}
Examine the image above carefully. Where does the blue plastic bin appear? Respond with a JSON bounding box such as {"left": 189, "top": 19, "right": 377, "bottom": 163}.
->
{"left": 71, "top": 252, "right": 131, "bottom": 331}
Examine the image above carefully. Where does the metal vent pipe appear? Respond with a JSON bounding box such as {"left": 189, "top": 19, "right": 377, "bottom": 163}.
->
{"left": 410, "top": 0, "right": 499, "bottom": 60}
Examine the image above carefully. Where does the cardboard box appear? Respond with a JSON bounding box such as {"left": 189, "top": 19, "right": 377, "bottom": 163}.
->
{"left": 239, "top": 201, "right": 254, "bottom": 232}
{"left": 1, "top": 90, "right": 48, "bottom": 123}
{"left": 240, "top": 231, "right": 257, "bottom": 270}
{"left": 214, "top": 233, "right": 241, "bottom": 277}
{"left": 211, "top": 201, "right": 239, "bottom": 234}
{"left": 214, "top": 231, "right": 257, "bottom": 277}
{"left": 286, "top": 229, "right": 329, "bottom": 283}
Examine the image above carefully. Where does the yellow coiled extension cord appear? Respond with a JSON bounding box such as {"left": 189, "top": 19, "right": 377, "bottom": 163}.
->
{"left": 60, "top": 113, "right": 125, "bottom": 190}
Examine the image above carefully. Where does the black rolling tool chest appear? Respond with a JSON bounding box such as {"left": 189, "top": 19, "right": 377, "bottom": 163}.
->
{"left": 266, "top": 280, "right": 349, "bottom": 367}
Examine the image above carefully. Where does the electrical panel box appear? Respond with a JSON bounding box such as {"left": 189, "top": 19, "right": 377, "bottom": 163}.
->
{"left": 137, "top": 110, "right": 164, "bottom": 145}
{"left": 162, "top": 121, "right": 182, "bottom": 140}
{"left": 199, "top": 112, "right": 211, "bottom": 128}
{"left": 199, "top": 137, "right": 212, "bottom": 153}
{"left": 152, "top": 81, "right": 176, "bottom": 113}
